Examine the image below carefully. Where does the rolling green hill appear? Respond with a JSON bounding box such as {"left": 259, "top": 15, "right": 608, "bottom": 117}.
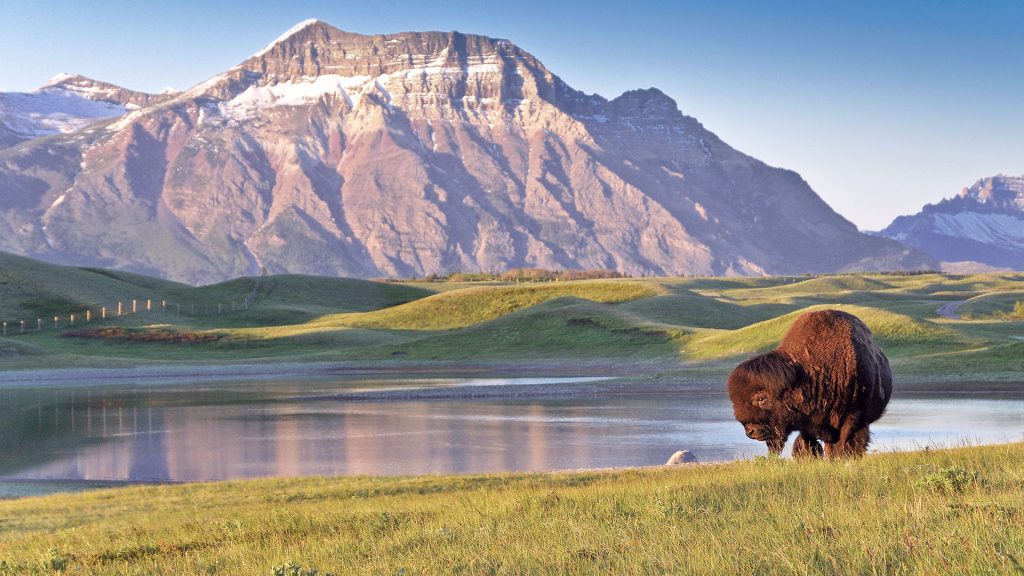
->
{"left": 0, "top": 252, "right": 1021, "bottom": 378}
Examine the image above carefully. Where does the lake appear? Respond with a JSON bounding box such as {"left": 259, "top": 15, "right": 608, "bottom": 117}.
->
{"left": 2, "top": 374, "right": 1022, "bottom": 496}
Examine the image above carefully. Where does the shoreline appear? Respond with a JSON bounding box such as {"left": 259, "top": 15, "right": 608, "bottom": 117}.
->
{"left": 3, "top": 439, "right": 1020, "bottom": 500}
{"left": 1, "top": 356, "right": 1020, "bottom": 389}
{"left": 0, "top": 358, "right": 681, "bottom": 388}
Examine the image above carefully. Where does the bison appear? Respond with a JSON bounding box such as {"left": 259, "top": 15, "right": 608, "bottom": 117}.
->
{"left": 727, "top": 309, "right": 892, "bottom": 458}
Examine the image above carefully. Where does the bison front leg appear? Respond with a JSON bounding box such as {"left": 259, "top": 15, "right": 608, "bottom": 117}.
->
{"left": 765, "top": 436, "right": 787, "bottom": 455}
{"left": 792, "top": 433, "right": 823, "bottom": 459}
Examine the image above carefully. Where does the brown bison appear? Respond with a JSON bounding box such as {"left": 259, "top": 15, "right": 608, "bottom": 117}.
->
{"left": 727, "top": 309, "right": 892, "bottom": 458}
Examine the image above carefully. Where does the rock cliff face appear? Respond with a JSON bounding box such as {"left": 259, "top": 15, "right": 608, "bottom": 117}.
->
{"left": 879, "top": 175, "right": 1024, "bottom": 270}
{"left": 0, "top": 20, "right": 933, "bottom": 283}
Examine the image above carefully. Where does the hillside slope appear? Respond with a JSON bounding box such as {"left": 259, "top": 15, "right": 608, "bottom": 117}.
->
{"left": 0, "top": 253, "right": 1019, "bottom": 377}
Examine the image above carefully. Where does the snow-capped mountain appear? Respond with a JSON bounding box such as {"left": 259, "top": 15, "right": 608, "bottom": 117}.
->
{"left": 878, "top": 175, "right": 1024, "bottom": 270}
{"left": 0, "top": 20, "right": 934, "bottom": 283}
{"left": 0, "top": 74, "right": 168, "bottom": 148}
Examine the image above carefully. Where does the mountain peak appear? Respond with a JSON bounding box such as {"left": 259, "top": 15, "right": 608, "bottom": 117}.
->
{"left": 40, "top": 72, "right": 84, "bottom": 88}
{"left": 879, "top": 174, "right": 1024, "bottom": 270}
{"left": 253, "top": 18, "right": 328, "bottom": 58}
{"left": 241, "top": 20, "right": 530, "bottom": 75}
{"left": 30, "top": 73, "right": 163, "bottom": 110}
{"left": 38, "top": 73, "right": 109, "bottom": 93}
{"left": 959, "top": 174, "right": 1024, "bottom": 209}
{"left": 608, "top": 88, "right": 681, "bottom": 119}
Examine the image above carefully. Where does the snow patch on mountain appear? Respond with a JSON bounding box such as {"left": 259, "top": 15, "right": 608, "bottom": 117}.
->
{"left": 49, "top": 194, "right": 67, "bottom": 210}
{"left": 0, "top": 88, "right": 127, "bottom": 137}
{"left": 387, "top": 48, "right": 503, "bottom": 79}
{"left": 219, "top": 74, "right": 375, "bottom": 120}
{"left": 41, "top": 74, "right": 129, "bottom": 103}
{"left": 930, "top": 212, "right": 1024, "bottom": 247}
{"left": 879, "top": 175, "right": 1024, "bottom": 270}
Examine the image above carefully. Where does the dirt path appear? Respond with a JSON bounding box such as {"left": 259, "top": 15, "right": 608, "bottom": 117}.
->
{"left": 936, "top": 300, "right": 965, "bottom": 320}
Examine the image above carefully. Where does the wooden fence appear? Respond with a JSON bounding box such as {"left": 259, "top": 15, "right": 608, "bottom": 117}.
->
{"left": 1, "top": 276, "right": 264, "bottom": 337}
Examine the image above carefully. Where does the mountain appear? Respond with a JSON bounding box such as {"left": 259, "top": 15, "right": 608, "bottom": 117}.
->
{"left": 878, "top": 175, "right": 1024, "bottom": 271}
{"left": 0, "top": 74, "right": 168, "bottom": 148}
{"left": 0, "top": 20, "right": 933, "bottom": 283}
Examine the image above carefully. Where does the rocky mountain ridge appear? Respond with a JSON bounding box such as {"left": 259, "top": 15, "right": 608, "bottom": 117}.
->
{"left": 0, "top": 20, "right": 934, "bottom": 283}
{"left": 879, "top": 175, "right": 1024, "bottom": 270}
{"left": 0, "top": 74, "right": 170, "bottom": 148}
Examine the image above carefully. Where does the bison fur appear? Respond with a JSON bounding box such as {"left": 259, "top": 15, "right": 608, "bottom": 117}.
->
{"left": 727, "top": 309, "right": 892, "bottom": 458}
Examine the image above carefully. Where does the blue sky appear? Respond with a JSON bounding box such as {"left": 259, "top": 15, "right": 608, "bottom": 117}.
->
{"left": 2, "top": 0, "right": 1021, "bottom": 230}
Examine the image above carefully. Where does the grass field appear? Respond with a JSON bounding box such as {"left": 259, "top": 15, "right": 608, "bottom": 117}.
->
{"left": 1, "top": 256, "right": 1022, "bottom": 574}
{"left": 0, "top": 252, "right": 1021, "bottom": 378}
{"left": 0, "top": 443, "right": 1019, "bottom": 574}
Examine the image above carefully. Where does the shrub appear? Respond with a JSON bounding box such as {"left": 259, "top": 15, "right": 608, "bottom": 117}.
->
{"left": 917, "top": 466, "right": 980, "bottom": 495}
{"left": 61, "top": 327, "right": 223, "bottom": 344}
{"left": 271, "top": 562, "right": 335, "bottom": 576}
{"left": 47, "top": 548, "right": 69, "bottom": 571}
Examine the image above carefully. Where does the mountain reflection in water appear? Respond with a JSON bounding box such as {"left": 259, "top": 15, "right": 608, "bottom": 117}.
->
{"left": 1, "top": 377, "right": 1022, "bottom": 484}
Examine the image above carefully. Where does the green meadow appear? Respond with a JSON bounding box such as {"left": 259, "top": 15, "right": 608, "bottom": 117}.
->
{"left": 0, "top": 251, "right": 1020, "bottom": 379}
{"left": 1, "top": 253, "right": 1023, "bottom": 574}
{"left": 0, "top": 443, "right": 1021, "bottom": 574}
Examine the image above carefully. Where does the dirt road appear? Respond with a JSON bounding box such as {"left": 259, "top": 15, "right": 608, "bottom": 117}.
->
{"left": 936, "top": 300, "right": 965, "bottom": 319}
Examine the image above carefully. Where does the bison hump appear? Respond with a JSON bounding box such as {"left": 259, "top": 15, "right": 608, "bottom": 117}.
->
{"left": 777, "top": 310, "right": 866, "bottom": 383}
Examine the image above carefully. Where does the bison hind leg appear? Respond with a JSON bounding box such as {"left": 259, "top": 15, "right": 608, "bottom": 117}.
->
{"left": 825, "top": 427, "right": 872, "bottom": 459}
{"left": 793, "top": 434, "right": 824, "bottom": 459}
{"left": 847, "top": 426, "right": 871, "bottom": 457}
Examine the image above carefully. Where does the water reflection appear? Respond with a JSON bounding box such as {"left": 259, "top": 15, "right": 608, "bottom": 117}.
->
{"left": 1, "top": 379, "right": 1022, "bottom": 484}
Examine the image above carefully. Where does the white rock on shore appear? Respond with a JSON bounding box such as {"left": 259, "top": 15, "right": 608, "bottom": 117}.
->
{"left": 665, "top": 450, "right": 698, "bottom": 466}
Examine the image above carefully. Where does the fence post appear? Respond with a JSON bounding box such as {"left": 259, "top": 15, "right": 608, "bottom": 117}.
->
{"left": 146, "top": 299, "right": 152, "bottom": 312}
{"left": 132, "top": 300, "right": 137, "bottom": 314}
{"left": 54, "top": 316, "right": 59, "bottom": 330}
{"left": 162, "top": 300, "right": 166, "bottom": 314}
{"left": 86, "top": 309, "right": 91, "bottom": 322}
{"left": 21, "top": 321, "right": 25, "bottom": 333}
{"left": 117, "top": 302, "right": 123, "bottom": 317}
{"left": 2, "top": 321, "right": 6, "bottom": 336}
{"left": 70, "top": 314, "right": 75, "bottom": 326}
{"left": 101, "top": 306, "right": 107, "bottom": 320}
{"left": 35, "top": 319, "right": 40, "bottom": 331}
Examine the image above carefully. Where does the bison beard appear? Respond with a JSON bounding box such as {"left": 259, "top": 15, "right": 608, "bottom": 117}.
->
{"left": 727, "top": 310, "right": 892, "bottom": 459}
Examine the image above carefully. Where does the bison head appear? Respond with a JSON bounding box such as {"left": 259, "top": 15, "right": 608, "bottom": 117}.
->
{"left": 727, "top": 351, "right": 807, "bottom": 454}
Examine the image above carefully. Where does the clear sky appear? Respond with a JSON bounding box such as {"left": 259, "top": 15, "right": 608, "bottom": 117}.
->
{"left": 2, "top": 0, "right": 1021, "bottom": 230}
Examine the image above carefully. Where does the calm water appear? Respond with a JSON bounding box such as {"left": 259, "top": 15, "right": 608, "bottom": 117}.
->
{"left": 1, "top": 375, "right": 1022, "bottom": 495}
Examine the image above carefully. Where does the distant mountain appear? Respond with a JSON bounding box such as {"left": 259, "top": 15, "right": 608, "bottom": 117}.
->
{"left": 0, "top": 74, "right": 168, "bottom": 148}
{"left": 878, "top": 175, "right": 1024, "bottom": 271}
{"left": 0, "top": 20, "right": 934, "bottom": 283}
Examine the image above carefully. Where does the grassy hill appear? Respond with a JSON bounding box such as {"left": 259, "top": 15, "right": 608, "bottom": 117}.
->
{"left": 0, "top": 253, "right": 1021, "bottom": 378}
{"left": 0, "top": 252, "right": 185, "bottom": 320}
{"left": 0, "top": 443, "right": 1020, "bottom": 574}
